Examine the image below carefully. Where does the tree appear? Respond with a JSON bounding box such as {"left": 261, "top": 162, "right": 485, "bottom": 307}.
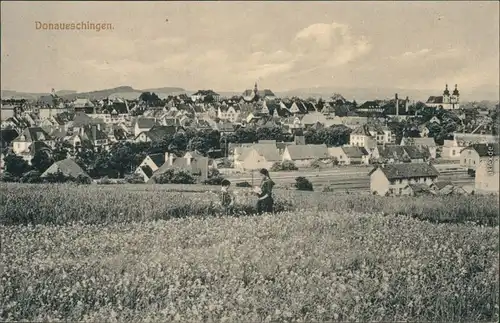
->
{"left": 52, "top": 141, "right": 72, "bottom": 161}
{"left": 4, "top": 154, "right": 30, "bottom": 178}
{"left": 31, "top": 150, "right": 54, "bottom": 173}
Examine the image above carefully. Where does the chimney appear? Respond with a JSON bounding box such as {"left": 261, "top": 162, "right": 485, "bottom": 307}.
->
{"left": 164, "top": 151, "right": 169, "bottom": 164}
{"left": 92, "top": 125, "right": 97, "bottom": 141}
{"left": 405, "top": 96, "right": 409, "bottom": 113}
{"left": 186, "top": 155, "right": 191, "bottom": 166}
{"left": 168, "top": 153, "right": 174, "bottom": 166}
{"left": 395, "top": 93, "right": 399, "bottom": 116}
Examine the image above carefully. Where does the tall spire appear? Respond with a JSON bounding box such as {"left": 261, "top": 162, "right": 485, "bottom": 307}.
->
{"left": 254, "top": 82, "right": 258, "bottom": 96}
{"left": 453, "top": 84, "right": 460, "bottom": 96}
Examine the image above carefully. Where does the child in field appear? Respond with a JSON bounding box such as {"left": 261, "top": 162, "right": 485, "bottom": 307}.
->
{"left": 220, "top": 179, "right": 235, "bottom": 215}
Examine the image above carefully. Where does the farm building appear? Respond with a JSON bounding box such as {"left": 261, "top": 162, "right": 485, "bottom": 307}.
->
{"left": 234, "top": 144, "right": 281, "bottom": 171}
{"left": 282, "top": 144, "right": 329, "bottom": 167}
{"left": 369, "top": 162, "right": 440, "bottom": 196}
{"left": 327, "top": 146, "right": 369, "bottom": 165}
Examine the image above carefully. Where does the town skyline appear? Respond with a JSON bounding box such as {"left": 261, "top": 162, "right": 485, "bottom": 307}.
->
{"left": 1, "top": 1, "right": 499, "bottom": 100}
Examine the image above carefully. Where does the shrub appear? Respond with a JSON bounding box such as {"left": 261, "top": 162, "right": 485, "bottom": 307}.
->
{"left": 20, "top": 170, "right": 42, "bottom": 183}
{"left": 203, "top": 176, "right": 225, "bottom": 185}
{"left": 42, "top": 170, "right": 75, "bottom": 183}
{"left": 271, "top": 160, "right": 298, "bottom": 171}
{"left": 310, "top": 159, "right": 322, "bottom": 169}
{"left": 75, "top": 174, "right": 92, "bottom": 185}
{"left": 322, "top": 185, "right": 334, "bottom": 192}
{"left": 124, "top": 173, "right": 145, "bottom": 184}
{"left": 236, "top": 181, "right": 252, "bottom": 188}
{"left": 155, "top": 169, "right": 197, "bottom": 184}
{"left": 0, "top": 172, "right": 19, "bottom": 183}
{"left": 295, "top": 176, "right": 313, "bottom": 191}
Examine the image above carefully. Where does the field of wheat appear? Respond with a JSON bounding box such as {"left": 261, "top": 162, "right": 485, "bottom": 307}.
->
{"left": 1, "top": 183, "right": 499, "bottom": 321}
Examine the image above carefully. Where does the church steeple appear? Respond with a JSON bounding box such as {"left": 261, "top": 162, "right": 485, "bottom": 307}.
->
{"left": 452, "top": 84, "right": 460, "bottom": 96}
{"left": 254, "top": 82, "right": 258, "bottom": 96}
{"left": 443, "top": 84, "right": 450, "bottom": 96}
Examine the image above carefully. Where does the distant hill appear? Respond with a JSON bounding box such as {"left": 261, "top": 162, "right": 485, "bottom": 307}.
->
{"left": 55, "top": 90, "right": 77, "bottom": 96}
{"left": 2, "top": 86, "right": 187, "bottom": 101}
{"left": 1, "top": 90, "right": 50, "bottom": 100}
{"left": 142, "top": 87, "right": 186, "bottom": 94}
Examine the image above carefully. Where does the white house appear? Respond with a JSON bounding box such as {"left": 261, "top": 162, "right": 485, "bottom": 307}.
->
{"left": 282, "top": 144, "right": 329, "bottom": 167}
{"left": 475, "top": 157, "right": 499, "bottom": 194}
{"left": 328, "top": 146, "right": 370, "bottom": 165}
{"left": 12, "top": 127, "right": 54, "bottom": 155}
{"left": 233, "top": 144, "right": 281, "bottom": 171}
{"left": 369, "top": 163, "right": 440, "bottom": 196}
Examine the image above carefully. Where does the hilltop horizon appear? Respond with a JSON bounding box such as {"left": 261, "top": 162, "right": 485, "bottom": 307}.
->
{"left": 2, "top": 83, "right": 499, "bottom": 103}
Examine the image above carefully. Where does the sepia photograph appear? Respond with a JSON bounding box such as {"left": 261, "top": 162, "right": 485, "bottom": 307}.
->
{"left": 1, "top": 1, "right": 499, "bottom": 322}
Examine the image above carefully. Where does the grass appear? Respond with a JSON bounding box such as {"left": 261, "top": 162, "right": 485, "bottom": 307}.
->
{"left": 2, "top": 212, "right": 498, "bottom": 322}
{"left": 0, "top": 183, "right": 498, "bottom": 226}
{"left": 1, "top": 183, "right": 498, "bottom": 321}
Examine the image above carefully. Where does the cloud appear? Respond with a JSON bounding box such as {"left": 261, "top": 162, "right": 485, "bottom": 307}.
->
{"left": 292, "top": 22, "right": 372, "bottom": 68}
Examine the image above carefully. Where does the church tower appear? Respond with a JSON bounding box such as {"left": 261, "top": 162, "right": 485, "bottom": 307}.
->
{"left": 443, "top": 84, "right": 451, "bottom": 104}
{"left": 451, "top": 84, "right": 460, "bottom": 109}
{"left": 253, "top": 82, "right": 259, "bottom": 97}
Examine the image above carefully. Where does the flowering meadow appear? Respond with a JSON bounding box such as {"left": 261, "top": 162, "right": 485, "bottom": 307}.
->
{"left": 1, "top": 183, "right": 499, "bottom": 321}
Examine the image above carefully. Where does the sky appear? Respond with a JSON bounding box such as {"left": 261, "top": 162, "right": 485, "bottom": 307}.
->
{"left": 1, "top": 1, "right": 499, "bottom": 98}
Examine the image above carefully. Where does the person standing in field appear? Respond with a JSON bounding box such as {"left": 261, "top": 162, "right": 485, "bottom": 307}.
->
{"left": 254, "top": 168, "right": 275, "bottom": 214}
{"left": 220, "top": 179, "right": 235, "bottom": 216}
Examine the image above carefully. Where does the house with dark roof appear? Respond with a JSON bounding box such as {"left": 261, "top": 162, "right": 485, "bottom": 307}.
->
{"left": 460, "top": 143, "right": 500, "bottom": 170}
{"left": 134, "top": 125, "right": 180, "bottom": 143}
{"left": 369, "top": 163, "right": 440, "bottom": 196}
{"left": 73, "top": 98, "right": 96, "bottom": 114}
{"left": 371, "top": 145, "right": 427, "bottom": 164}
{"left": 12, "top": 127, "right": 54, "bottom": 155}
{"left": 190, "top": 90, "right": 221, "bottom": 102}
{"left": 41, "top": 158, "right": 90, "bottom": 179}
{"left": 0, "top": 129, "right": 19, "bottom": 149}
{"left": 132, "top": 117, "right": 160, "bottom": 137}
{"left": 134, "top": 152, "right": 168, "bottom": 182}
{"left": 77, "top": 124, "right": 109, "bottom": 149}
{"left": 400, "top": 137, "right": 437, "bottom": 159}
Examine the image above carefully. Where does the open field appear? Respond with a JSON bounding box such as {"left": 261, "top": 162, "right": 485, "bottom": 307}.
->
{"left": 225, "top": 164, "right": 474, "bottom": 191}
{"left": 1, "top": 184, "right": 498, "bottom": 322}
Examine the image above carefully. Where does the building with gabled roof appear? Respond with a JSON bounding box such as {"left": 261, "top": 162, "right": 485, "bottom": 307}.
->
{"left": 12, "top": 127, "right": 54, "bottom": 155}
{"left": 282, "top": 144, "right": 329, "bottom": 167}
{"left": 328, "top": 146, "right": 370, "bottom": 165}
{"left": 460, "top": 143, "right": 500, "bottom": 170}
{"left": 148, "top": 152, "right": 210, "bottom": 183}
{"left": 234, "top": 143, "right": 281, "bottom": 170}
{"left": 400, "top": 137, "right": 437, "bottom": 159}
{"left": 475, "top": 157, "right": 499, "bottom": 194}
{"left": 369, "top": 162, "right": 440, "bottom": 196}
{"left": 134, "top": 125, "right": 180, "bottom": 143}
{"left": 41, "top": 158, "right": 90, "bottom": 179}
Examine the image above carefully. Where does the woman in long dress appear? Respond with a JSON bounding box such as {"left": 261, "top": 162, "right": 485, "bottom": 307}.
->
{"left": 254, "top": 168, "right": 275, "bottom": 214}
